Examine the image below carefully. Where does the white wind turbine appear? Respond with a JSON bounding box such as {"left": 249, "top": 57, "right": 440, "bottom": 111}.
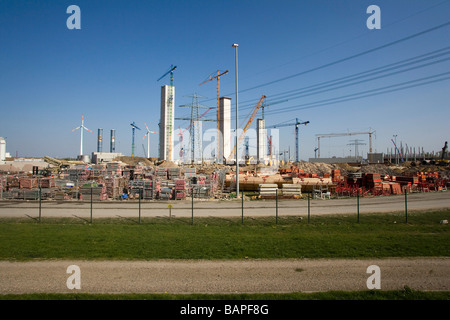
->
{"left": 72, "top": 115, "right": 93, "bottom": 156}
{"left": 143, "top": 123, "right": 157, "bottom": 158}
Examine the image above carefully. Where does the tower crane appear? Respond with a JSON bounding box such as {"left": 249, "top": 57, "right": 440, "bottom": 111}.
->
{"left": 157, "top": 64, "right": 177, "bottom": 160}
{"left": 199, "top": 70, "right": 229, "bottom": 162}
{"left": 227, "top": 95, "right": 266, "bottom": 162}
{"left": 266, "top": 118, "right": 310, "bottom": 162}
{"left": 130, "top": 122, "right": 141, "bottom": 157}
{"left": 315, "top": 130, "right": 375, "bottom": 158}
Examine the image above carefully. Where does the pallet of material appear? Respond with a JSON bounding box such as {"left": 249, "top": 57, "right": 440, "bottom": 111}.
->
{"left": 281, "top": 184, "right": 302, "bottom": 197}
{"left": 259, "top": 184, "right": 278, "bottom": 197}
{"left": 19, "top": 177, "right": 38, "bottom": 189}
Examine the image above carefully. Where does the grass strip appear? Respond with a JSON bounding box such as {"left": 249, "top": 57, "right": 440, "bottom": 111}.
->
{"left": 0, "top": 210, "right": 448, "bottom": 260}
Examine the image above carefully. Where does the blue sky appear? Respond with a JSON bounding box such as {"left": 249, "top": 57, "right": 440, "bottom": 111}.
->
{"left": 1, "top": 0, "right": 449, "bottom": 160}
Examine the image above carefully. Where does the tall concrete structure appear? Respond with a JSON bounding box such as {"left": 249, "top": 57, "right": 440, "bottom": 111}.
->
{"left": 219, "top": 97, "right": 231, "bottom": 163}
{"left": 110, "top": 129, "right": 116, "bottom": 153}
{"left": 160, "top": 85, "right": 175, "bottom": 161}
{"left": 256, "top": 119, "right": 266, "bottom": 162}
{"left": 97, "top": 128, "right": 103, "bottom": 153}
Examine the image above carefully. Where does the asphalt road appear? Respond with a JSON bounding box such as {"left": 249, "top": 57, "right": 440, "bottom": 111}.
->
{"left": 0, "top": 191, "right": 449, "bottom": 219}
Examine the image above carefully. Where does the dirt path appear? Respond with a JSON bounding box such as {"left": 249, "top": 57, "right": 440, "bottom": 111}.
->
{"left": 1, "top": 258, "right": 449, "bottom": 294}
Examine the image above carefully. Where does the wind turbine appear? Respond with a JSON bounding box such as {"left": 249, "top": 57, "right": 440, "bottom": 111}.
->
{"left": 130, "top": 122, "right": 141, "bottom": 157}
{"left": 72, "top": 115, "right": 93, "bottom": 156}
{"left": 143, "top": 123, "right": 157, "bottom": 158}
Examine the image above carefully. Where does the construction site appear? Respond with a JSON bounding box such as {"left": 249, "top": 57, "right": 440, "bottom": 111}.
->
{"left": 1, "top": 63, "right": 449, "bottom": 202}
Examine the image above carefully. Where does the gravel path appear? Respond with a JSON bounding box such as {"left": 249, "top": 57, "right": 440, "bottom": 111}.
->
{"left": 1, "top": 258, "right": 449, "bottom": 294}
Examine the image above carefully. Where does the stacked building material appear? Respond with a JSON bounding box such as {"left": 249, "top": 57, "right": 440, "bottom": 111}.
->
{"left": 281, "top": 184, "right": 302, "bottom": 198}
{"left": 155, "top": 168, "right": 168, "bottom": 179}
{"left": 78, "top": 182, "right": 107, "bottom": 201}
{"left": 389, "top": 182, "right": 402, "bottom": 195}
{"left": 7, "top": 175, "right": 20, "bottom": 188}
{"left": 174, "top": 178, "right": 186, "bottom": 200}
{"left": 362, "top": 173, "right": 383, "bottom": 195}
{"left": 143, "top": 179, "right": 159, "bottom": 199}
{"left": 104, "top": 176, "right": 124, "bottom": 199}
{"left": 39, "top": 177, "right": 56, "bottom": 188}
{"left": 196, "top": 175, "right": 207, "bottom": 185}
{"left": 68, "top": 168, "right": 89, "bottom": 182}
{"left": 159, "top": 187, "right": 173, "bottom": 200}
{"left": 184, "top": 167, "right": 196, "bottom": 179}
{"left": 395, "top": 176, "right": 419, "bottom": 185}
{"left": 106, "top": 162, "right": 123, "bottom": 176}
{"left": 0, "top": 175, "right": 6, "bottom": 191}
{"left": 381, "top": 182, "right": 391, "bottom": 195}
{"left": 192, "top": 185, "right": 211, "bottom": 198}
{"left": 168, "top": 167, "right": 181, "bottom": 179}
{"left": 258, "top": 184, "right": 278, "bottom": 198}
{"left": 90, "top": 164, "right": 106, "bottom": 177}
{"left": 19, "top": 177, "right": 38, "bottom": 189}
{"left": 331, "top": 169, "right": 341, "bottom": 183}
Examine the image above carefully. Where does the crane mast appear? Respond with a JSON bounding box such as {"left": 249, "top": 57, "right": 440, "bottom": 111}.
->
{"left": 266, "top": 118, "right": 309, "bottom": 162}
{"left": 227, "top": 95, "right": 266, "bottom": 161}
{"left": 200, "top": 70, "right": 229, "bottom": 162}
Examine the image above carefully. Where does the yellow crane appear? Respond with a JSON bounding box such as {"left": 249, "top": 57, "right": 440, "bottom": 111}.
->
{"left": 227, "top": 95, "right": 266, "bottom": 161}
{"left": 199, "top": 70, "right": 229, "bottom": 161}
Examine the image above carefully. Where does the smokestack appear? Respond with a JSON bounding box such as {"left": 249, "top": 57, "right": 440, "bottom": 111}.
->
{"left": 97, "top": 128, "right": 103, "bottom": 152}
{"left": 110, "top": 129, "right": 116, "bottom": 152}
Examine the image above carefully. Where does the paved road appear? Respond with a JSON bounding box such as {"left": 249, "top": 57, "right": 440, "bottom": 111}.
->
{"left": 0, "top": 258, "right": 449, "bottom": 294}
{"left": 0, "top": 191, "right": 449, "bottom": 219}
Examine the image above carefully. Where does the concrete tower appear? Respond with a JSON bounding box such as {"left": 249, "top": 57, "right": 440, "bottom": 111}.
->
{"left": 256, "top": 119, "right": 266, "bottom": 163}
{"left": 219, "top": 97, "right": 231, "bottom": 163}
{"left": 160, "top": 85, "right": 175, "bottom": 161}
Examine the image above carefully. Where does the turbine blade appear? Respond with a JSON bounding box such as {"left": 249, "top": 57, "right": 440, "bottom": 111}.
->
{"left": 72, "top": 126, "right": 81, "bottom": 132}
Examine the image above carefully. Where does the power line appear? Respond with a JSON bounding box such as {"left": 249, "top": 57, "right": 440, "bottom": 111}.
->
{"left": 232, "top": 47, "right": 450, "bottom": 117}
{"left": 263, "top": 72, "right": 450, "bottom": 116}
{"left": 220, "top": 21, "right": 450, "bottom": 99}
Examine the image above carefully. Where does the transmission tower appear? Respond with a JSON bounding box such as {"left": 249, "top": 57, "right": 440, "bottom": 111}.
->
{"left": 176, "top": 93, "right": 214, "bottom": 163}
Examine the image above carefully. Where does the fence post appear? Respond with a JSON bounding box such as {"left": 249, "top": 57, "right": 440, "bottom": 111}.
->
{"left": 39, "top": 187, "right": 42, "bottom": 223}
{"left": 405, "top": 188, "right": 408, "bottom": 224}
{"left": 139, "top": 189, "right": 141, "bottom": 224}
{"left": 90, "top": 187, "right": 93, "bottom": 224}
{"left": 241, "top": 190, "right": 244, "bottom": 225}
{"left": 276, "top": 189, "right": 278, "bottom": 224}
{"left": 191, "top": 188, "right": 194, "bottom": 225}
{"left": 308, "top": 193, "right": 310, "bottom": 224}
{"left": 357, "top": 189, "right": 360, "bottom": 223}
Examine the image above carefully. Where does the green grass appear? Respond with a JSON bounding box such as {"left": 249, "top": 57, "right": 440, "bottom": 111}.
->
{"left": 0, "top": 209, "right": 448, "bottom": 260}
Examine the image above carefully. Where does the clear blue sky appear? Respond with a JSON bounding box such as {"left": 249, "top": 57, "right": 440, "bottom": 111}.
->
{"left": 1, "top": 0, "right": 449, "bottom": 160}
